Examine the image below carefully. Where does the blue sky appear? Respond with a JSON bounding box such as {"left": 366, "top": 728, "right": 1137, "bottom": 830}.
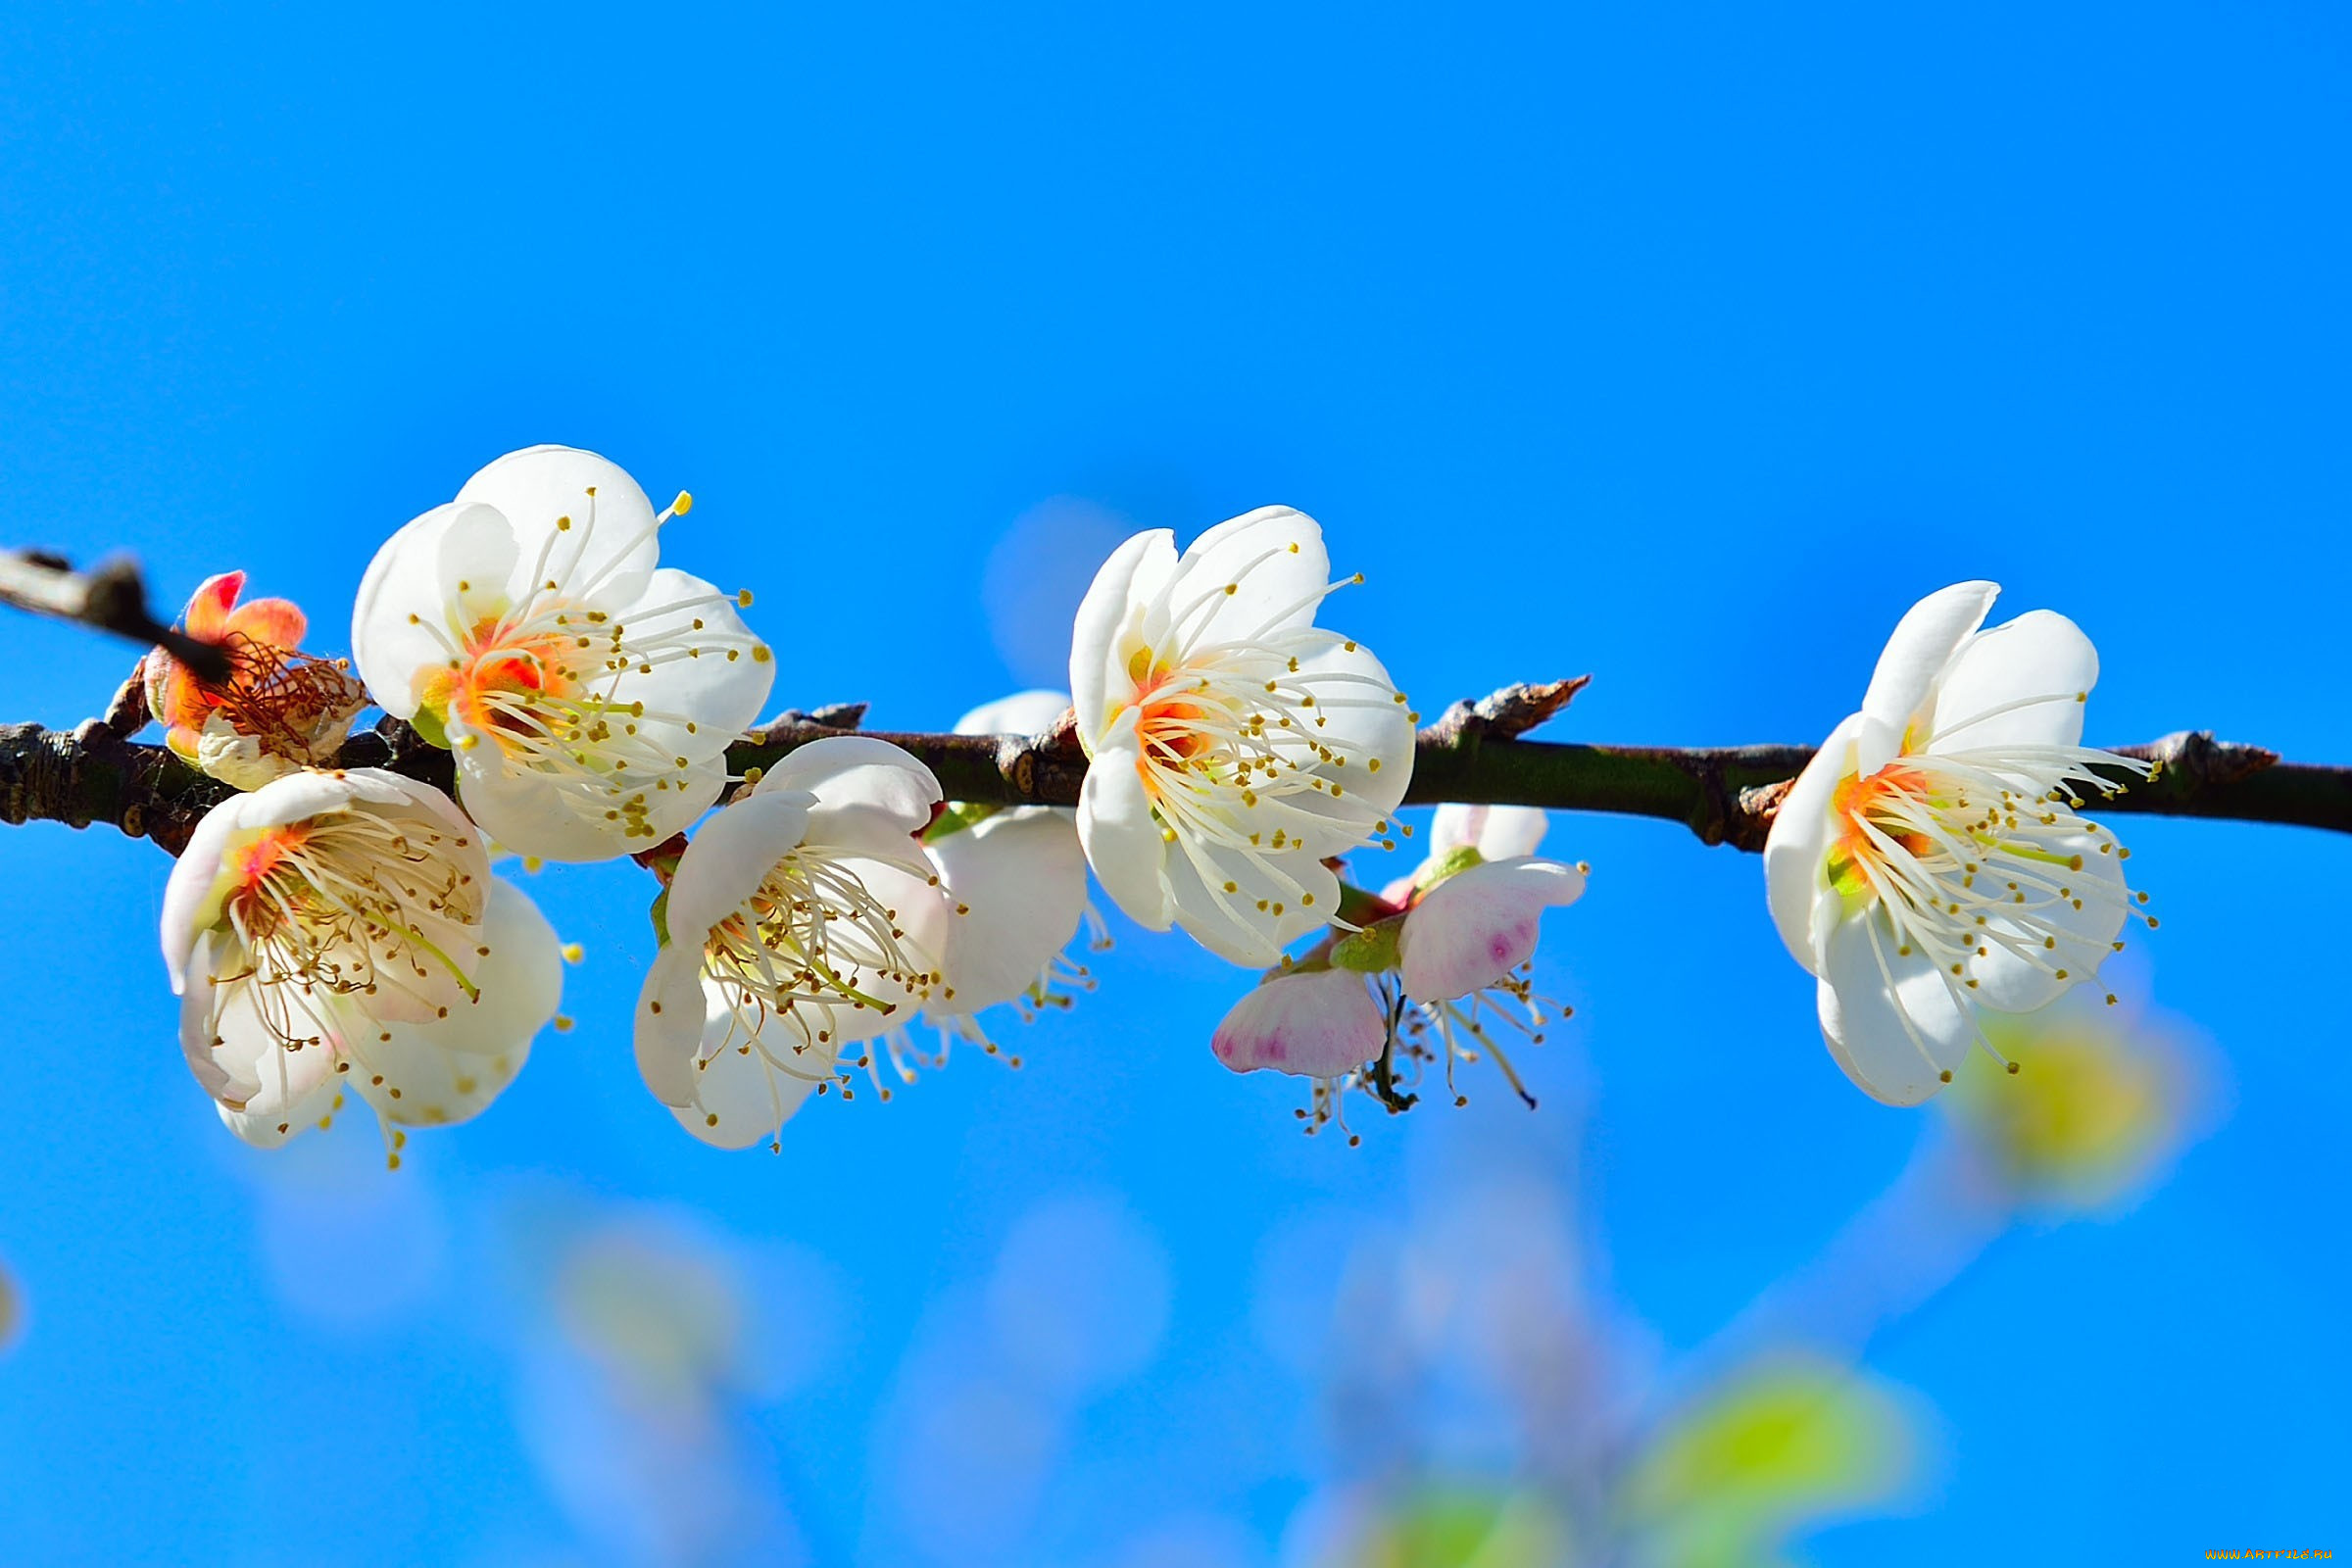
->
{"left": 0, "top": 3, "right": 2346, "bottom": 1563}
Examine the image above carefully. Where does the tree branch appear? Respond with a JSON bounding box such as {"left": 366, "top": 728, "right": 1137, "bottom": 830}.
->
{"left": 5, "top": 680, "right": 2340, "bottom": 858}
{"left": 0, "top": 553, "right": 230, "bottom": 684}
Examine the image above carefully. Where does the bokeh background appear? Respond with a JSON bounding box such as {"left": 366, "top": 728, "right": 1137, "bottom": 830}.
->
{"left": 2, "top": 4, "right": 2347, "bottom": 1563}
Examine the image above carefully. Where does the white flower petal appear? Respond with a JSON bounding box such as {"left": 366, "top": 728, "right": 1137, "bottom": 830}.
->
{"left": 928, "top": 808, "right": 1088, "bottom": 1014}
{"left": 348, "top": 877, "right": 562, "bottom": 1130}
{"left": 664, "top": 790, "right": 812, "bottom": 942}
{"left": 1075, "top": 721, "right": 1172, "bottom": 933}
{"left": 1210, "top": 969, "right": 1385, "bottom": 1078}
{"left": 454, "top": 445, "right": 661, "bottom": 610}
{"left": 352, "top": 501, "right": 502, "bottom": 719}
{"left": 671, "top": 984, "right": 830, "bottom": 1151}
{"left": 181, "top": 929, "right": 349, "bottom": 1118}
{"left": 754, "top": 736, "right": 942, "bottom": 838}
{"left": 1171, "top": 506, "right": 1332, "bottom": 648}
{"left": 1927, "top": 609, "right": 2098, "bottom": 753}
{"left": 1762, "top": 712, "right": 1865, "bottom": 973}
{"left": 1428, "top": 804, "right": 1550, "bottom": 863}
{"left": 217, "top": 1071, "right": 343, "bottom": 1150}
{"left": 1258, "top": 630, "right": 1415, "bottom": 856}
{"left": 1967, "top": 826, "right": 2132, "bottom": 1012}
{"left": 1857, "top": 581, "right": 1998, "bottom": 757}
{"left": 634, "top": 948, "right": 712, "bottom": 1107}
{"left": 1817, "top": 908, "right": 1975, "bottom": 1105}
{"left": 454, "top": 748, "right": 726, "bottom": 865}
{"left": 954, "top": 689, "right": 1072, "bottom": 737}
{"left": 810, "top": 855, "right": 951, "bottom": 1047}
{"left": 1070, "top": 529, "right": 1177, "bottom": 746}
{"left": 1398, "top": 858, "right": 1585, "bottom": 1001}
{"left": 595, "top": 566, "right": 774, "bottom": 748}
{"left": 1162, "top": 840, "right": 1338, "bottom": 968}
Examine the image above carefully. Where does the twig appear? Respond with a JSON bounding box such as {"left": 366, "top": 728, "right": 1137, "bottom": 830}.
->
{"left": 0, "top": 553, "right": 230, "bottom": 684}
{"left": 0, "top": 686, "right": 2343, "bottom": 856}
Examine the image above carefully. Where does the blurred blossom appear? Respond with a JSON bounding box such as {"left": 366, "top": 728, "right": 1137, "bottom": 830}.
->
{"left": 0, "top": 1253, "right": 22, "bottom": 1353}
{"left": 1943, "top": 996, "right": 2209, "bottom": 1216}
{"left": 987, "top": 1192, "right": 1172, "bottom": 1399}
{"left": 240, "top": 1130, "right": 450, "bottom": 1332}
{"left": 514, "top": 1342, "right": 803, "bottom": 1568}
{"left": 497, "top": 1198, "right": 833, "bottom": 1567}
{"left": 983, "top": 498, "right": 1134, "bottom": 688}
{"left": 890, "top": 1366, "right": 1063, "bottom": 1561}
{"left": 1620, "top": 1353, "right": 1922, "bottom": 1568}
{"left": 1297, "top": 1486, "right": 1569, "bottom": 1568}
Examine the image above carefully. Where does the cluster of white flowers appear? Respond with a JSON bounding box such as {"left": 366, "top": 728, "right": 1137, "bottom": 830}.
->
{"left": 145, "top": 443, "right": 2150, "bottom": 1158}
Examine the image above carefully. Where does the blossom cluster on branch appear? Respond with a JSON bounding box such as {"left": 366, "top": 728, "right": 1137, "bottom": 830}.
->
{"left": 38, "top": 444, "right": 2186, "bottom": 1159}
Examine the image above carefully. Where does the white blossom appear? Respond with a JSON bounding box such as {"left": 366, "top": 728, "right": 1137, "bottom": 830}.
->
{"left": 1069, "top": 507, "right": 1415, "bottom": 966}
{"left": 1764, "top": 581, "right": 2151, "bottom": 1106}
{"left": 162, "top": 768, "right": 561, "bottom": 1155}
{"left": 634, "top": 737, "right": 953, "bottom": 1150}
{"left": 351, "top": 445, "right": 773, "bottom": 862}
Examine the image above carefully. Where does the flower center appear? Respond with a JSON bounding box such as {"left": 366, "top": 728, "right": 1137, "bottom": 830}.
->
{"left": 702, "top": 847, "right": 940, "bottom": 1054}
{"left": 209, "top": 809, "right": 485, "bottom": 1053}
{"left": 1824, "top": 742, "right": 2153, "bottom": 1012}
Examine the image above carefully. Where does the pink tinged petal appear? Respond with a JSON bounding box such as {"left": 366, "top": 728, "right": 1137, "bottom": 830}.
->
{"left": 1926, "top": 609, "right": 2099, "bottom": 753}
{"left": 1397, "top": 858, "right": 1585, "bottom": 1002}
{"left": 220, "top": 595, "right": 307, "bottom": 654}
{"left": 1069, "top": 529, "right": 1177, "bottom": 747}
{"left": 1817, "top": 907, "right": 1975, "bottom": 1106}
{"left": 635, "top": 949, "right": 712, "bottom": 1107}
{"left": 1210, "top": 968, "right": 1385, "bottom": 1077}
{"left": 351, "top": 500, "right": 509, "bottom": 719}
{"left": 1856, "top": 581, "right": 1999, "bottom": 771}
{"left": 674, "top": 983, "right": 827, "bottom": 1150}
{"left": 1763, "top": 712, "right": 1866, "bottom": 973}
{"left": 1967, "top": 826, "right": 2131, "bottom": 1013}
{"left": 954, "top": 689, "right": 1073, "bottom": 738}
{"left": 598, "top": 565, "right": 774, "bottom": 750}
{"left": 454, "top": 444, "right": 661, "bottom": 610}
{"left": 663, "top": 791, "right": 812, "bottom": 942}
{"left": 1172, "top": 506, "right": 1333, "bottom": 648}
{"left": 1076, "top": 719, "right": 1172, "bottom": 932}
{"left": 754, "top": 735, "right": 943, "bottom": 838}
{"left": 928, "top": 809, "right": 1089, "bottom": 1014}
{"left": 181, "top": 571, "right": 245, "bottom": 640}
{"left": 1162, "top": 841, "right": 1340, "bottom": 968}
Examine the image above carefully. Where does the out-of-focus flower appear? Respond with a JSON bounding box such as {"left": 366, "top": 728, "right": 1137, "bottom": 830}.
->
{"left": 1764, "top": 581, "right": 2152, "bottom": 1106}
{"left": 1621, "top": 1352, "right": 1920, "bottom": 1568}
{"left": 1069, "top": 507, "right": 1416, "bottom": 966}
{"left": 1311, "top": 1485, "right": 1570, "bottom": 1568}
{"left": 144, "top": 570, "right": 368, "bottom": 788}
{"left": 351, "top": 444, "right": 773, "bottom": 862}
{"left": 876, "top": 691, "right": 1103, "bottom": 1085}
{"left": 635, "top": 736, "right": 951, "bottom": 1150}
{"left": 0, "top": 1255, "right": 22, "bottom": 1355}
{"left": 162, "top": 768, "right": 561, "bottom": 1154}
{"left": 1211, "top": 803, "right": 1584, "bottom": 1129}
{"left": 1943, "top": 1002, "right": 2195, "bottom": 1213}
{"left": 506, "top": 1202, "right": 820, "bottom": 1566}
